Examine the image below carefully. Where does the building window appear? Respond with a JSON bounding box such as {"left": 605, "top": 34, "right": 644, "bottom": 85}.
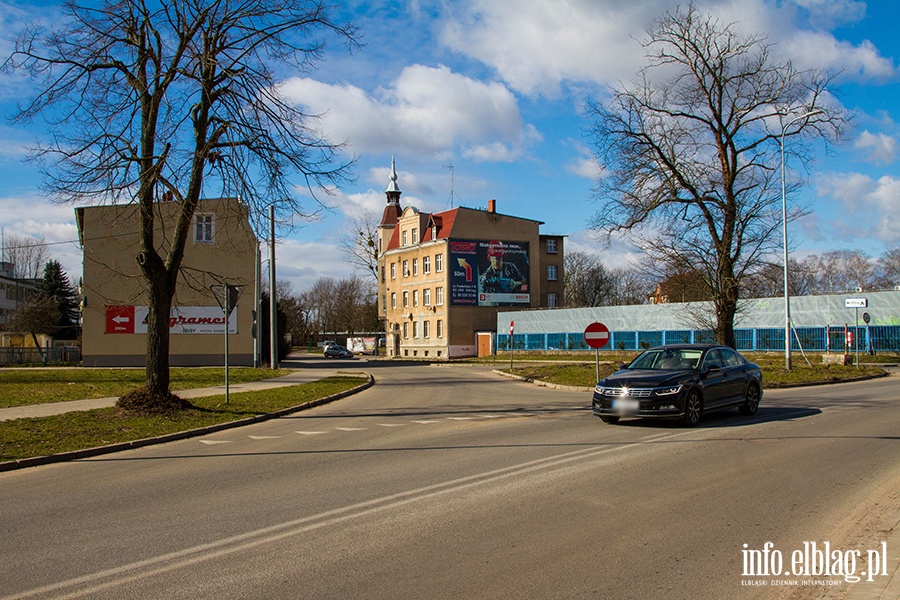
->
{"left": 412, "top": 321, "right": 418, "bottom": 338}
{"left": 403, "top": 291, "right": 409, "bottom": 308}
{"left": 548, "top": 292, "right": 558, "bottom": 308}
{"left": 424, "top": 320, "right": 431, "bottom": 338}
{"left": 381, "top": 265, "right": 385, "bottom": 283}
{"left": 436, "top": 286, "right": 444, "bottom": 306}
{"left": 412, "top": 258, "right": 418, "bottom": 276}
{"left": 194, "top": 214, "right": 214, "bottom": 243}
{"left": 403, "top": 322, "right": 409, "bottom": 339}
{"left": 423, "top": 288, "right": 431, "bottom": 306}
{"left": 391, "top": 263, "right": 396, "bottom": 279}
{"left": 437, "top": 319, "right": 443, "bottom": 338}
{"left": 547, "top": 265, "right": 558, "bottom": 281}
{"left": 412, "top": 228, "right": 418, "bottom": 243}
{"left": 435, "top": 253, "right": 443, "bottom": 272}
{"left": 546, "top": 238, "right": 558, "bottom": 254}
{"left": 402, "top": 230, "right": 408, "bottom": 246}
{"left": 423, "top": 256, "right": 431, "bottom": 274}
{"left": 413, "top": 290, "right": 419, "bottom": 307}
{"left": 403, "top": 260, "right": 409, "bottom": 277}
{"left": 391, "top": 293, "right": 397, "bottom": 309}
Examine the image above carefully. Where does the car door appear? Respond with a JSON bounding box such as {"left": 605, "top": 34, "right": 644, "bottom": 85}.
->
{"left": 699, "top": 349, "right": 729, "bottom": 407}
{"left": 718, "top": 348, "right": 749, "bottom": 404}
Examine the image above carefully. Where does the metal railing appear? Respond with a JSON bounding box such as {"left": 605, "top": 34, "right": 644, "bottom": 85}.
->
{"left": 0, "top": 346, "right": 82, "bottom": 366}
{"left": 496, "top": 325, "right": 900, "bottom": 354}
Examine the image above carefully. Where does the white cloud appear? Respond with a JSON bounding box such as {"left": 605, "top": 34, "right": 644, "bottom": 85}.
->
{"left": 0, "top": 194, "right": 83, "bottom": 280}
{"left": 816, "top": 172, "right": 900, "bottom": 243}
{"left": 436, "top": 0, "right": 897, "bottom": 96}
{"left": 854, "top": 130, "right": 897, "bottom": 165}
{"left": 279, "top": 64, "right": 535, "bottom": 162}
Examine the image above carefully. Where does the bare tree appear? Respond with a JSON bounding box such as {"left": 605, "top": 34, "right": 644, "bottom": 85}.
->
{"left": 1, "top": 233, "right": 50, "bottom": 279}
{"left": 6, "top": 0, "right": 359, "bottom": 407}
{"left": 340, "top": 209, "right": 380, "bottom": 282}
{"left": 586, "top": 4, "right": 846, "bottom": 347}
{"left": 9, "top": 296, "right": 59, "bottom": 349}
{"left": 564, "top": 250, "right": 613, "bottom": 307}
{"left": 872, "top": 248, "right": 900, "bottom": 290}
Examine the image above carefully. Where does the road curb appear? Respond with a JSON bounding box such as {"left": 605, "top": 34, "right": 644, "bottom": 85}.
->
{"left": 492, "top": 369, "right": 593, "bottom": 392}
{"left": 0, "top": 374, "right": 374, "bottom": 473}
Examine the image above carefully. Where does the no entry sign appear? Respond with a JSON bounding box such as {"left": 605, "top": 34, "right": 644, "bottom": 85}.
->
{"left": 583, "top": 322, "right": 610, "bottom": 349}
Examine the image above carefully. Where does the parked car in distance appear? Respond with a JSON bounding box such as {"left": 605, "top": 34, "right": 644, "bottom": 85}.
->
{"left": 323, "top": 344, "right": 354, "bottom": 359}
{"left": 592, "top": 344, "right": 762, "bottom": 426}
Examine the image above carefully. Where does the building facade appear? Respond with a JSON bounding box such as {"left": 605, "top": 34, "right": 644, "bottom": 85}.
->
{"left": 376, "top": 160, "right": 564, "bottom": 358}
{"left": 0, "top": 262, "right": 39, "bottom": 327}
{"left": 77, "top": 197, "right": 258, "bottom": 367}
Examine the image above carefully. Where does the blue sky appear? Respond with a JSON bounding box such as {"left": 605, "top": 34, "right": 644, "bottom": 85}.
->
{"left": 0, "top": 0, "right": 898, "bottom": 293}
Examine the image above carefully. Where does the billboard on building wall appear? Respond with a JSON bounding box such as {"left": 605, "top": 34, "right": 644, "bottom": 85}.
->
{"left": 448, "top": 239, "right": 530, "bottom": 307}
{"left": 105, "top": 306, "right": 237, "bottom": 334}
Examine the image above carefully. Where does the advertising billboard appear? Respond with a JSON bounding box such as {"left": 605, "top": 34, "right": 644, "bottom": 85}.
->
{"left": 105, "top": 306, "right": 237, "bottom": 334}
{"left": 448, "top": 239, "right": 530, "bottom": 306}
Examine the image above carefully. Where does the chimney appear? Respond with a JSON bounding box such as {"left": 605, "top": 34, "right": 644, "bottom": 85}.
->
{"left": 488, "top": 199, "right": 496, "bottom": 213}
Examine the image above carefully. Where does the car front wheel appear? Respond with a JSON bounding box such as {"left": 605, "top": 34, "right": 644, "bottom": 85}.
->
{"left": 682, "top": 391, "right": 702, "bottom": 427}
{"left": 739, "top": 383, "right": 760, "bottom": 416}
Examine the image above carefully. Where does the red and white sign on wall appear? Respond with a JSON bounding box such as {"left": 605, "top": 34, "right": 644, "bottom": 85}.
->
{"left": 106, "top": 305, "right": 136, "bottom": 334}
{"left": 583, "top": 322, "right": 610, "bottom": 349}
{"left": 105, "top": 306, "right": 236, "bottom": 334}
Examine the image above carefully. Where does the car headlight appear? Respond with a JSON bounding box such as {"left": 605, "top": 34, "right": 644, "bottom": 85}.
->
{"left": 653, "top": 385, "right": 682, "bottom": 396}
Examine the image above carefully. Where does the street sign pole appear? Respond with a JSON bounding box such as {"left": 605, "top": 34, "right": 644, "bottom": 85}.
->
{"left": 224, "top": 291, "right": 230, "bottom": 404}
{"left": 509, "top": 321, "right": 514, "bottom": 370}
{"left": 583, "top": 322, "right": 611, "bottom": 383}
{"left": 211, "top": 284, "right": 242, "bottom": 404}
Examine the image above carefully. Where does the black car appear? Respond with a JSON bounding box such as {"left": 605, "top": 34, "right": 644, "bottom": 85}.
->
{"left": 323, "top": 344, "right": 354, "bottom": 359}
{"left": 592, "top": 344, "right": 762, "bottom": 426}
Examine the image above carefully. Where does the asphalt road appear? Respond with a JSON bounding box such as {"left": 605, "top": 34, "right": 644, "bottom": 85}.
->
{"left": 1, "top": 359, "right": 897, "bottom": 600}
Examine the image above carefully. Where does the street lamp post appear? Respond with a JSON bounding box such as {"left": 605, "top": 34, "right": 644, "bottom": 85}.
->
{"left": 781, "top": 109, "right": 823, "bottom": 370}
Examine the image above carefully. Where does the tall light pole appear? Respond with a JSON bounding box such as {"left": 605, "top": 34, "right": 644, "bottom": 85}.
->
{"left": 781, "top": 109, "right": 822, "bottom": 370}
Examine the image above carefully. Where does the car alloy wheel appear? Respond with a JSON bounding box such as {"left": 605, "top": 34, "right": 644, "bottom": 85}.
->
{"left": 739, "top": 383, "right": 760, "bottom": 416}
{"left": 682, "top": 390, "right": 702, "bottom": 427}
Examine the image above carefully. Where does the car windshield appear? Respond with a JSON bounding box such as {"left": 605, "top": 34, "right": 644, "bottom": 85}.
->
{"left": 629, "top": 349, "right": 703, "bottom": 370}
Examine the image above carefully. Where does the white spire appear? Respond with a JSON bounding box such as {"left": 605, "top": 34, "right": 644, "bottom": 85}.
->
{"left": 385, "top": 155, "right": 401, "bottom": 196}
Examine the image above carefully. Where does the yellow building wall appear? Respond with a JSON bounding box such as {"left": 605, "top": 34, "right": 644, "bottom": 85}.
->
{"left": 78, "top": 198, "right": 258, "bottom": 367}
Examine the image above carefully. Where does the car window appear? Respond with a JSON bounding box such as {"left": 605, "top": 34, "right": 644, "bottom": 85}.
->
{"left": 703, "top": 349, "right": 724, "bottom": 370}
{"left": 719, "top": 348, "right": 743, "bottom": 367}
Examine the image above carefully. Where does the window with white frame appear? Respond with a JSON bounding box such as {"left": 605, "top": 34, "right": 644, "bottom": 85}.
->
{"left": 548, "top": 292, "right": 558, "bottom": 307}
{"left": 546, "top": 238, "right": 558, "bottom": 253}
{"left": 194, "top": 214, "right": 214, "bottom": 243}
{"left": 424, "top": 320, "right": 431, "bottom": 338}
{"left": 402, "top": 230, "right": 408, "bottom": 246}
{"left": 412, "top": 258, "right": 418, "bottom": 276}
{"left": 391, "top": 293, "right": 397, "bottom": 309}
{"left": 436, "top": 286, "right": 444, "bottom": 305}
{"left": 423, "top": 256, "right": 431, "bottom": 274}
{"left": 403, "top": 260, "right": 409, "bottom": 276}
{"left": 412, "top": 228, "right": 418, "bottom": 243}
{"left": 412, "top": 321, "right": 418, "bottom": 338}
{"left": 423, "top": 288, "right": 431, "bottom": 306}
{"left": 435, "top": 253, "right": 443, "bottom": 272}
{"left": 547, "top": 265, "right": 558, "bottom": 281}
{"left": 391, "top": 263, "right": 396, "bottom": 279}
{"left": 413, "top": 290, "right": 419, "bottom": 307}
{"left": 437, "top": 319, "right": 443, "bottom": 338}
{"left": 403, "top": 291, "right": 409, "bottom": 307}
{"left": 403, "top": 322, "right": 409, "bottom": 338}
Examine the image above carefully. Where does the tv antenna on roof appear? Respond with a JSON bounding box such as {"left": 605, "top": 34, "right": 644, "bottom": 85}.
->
{"left": 444, "top": 163, "right": 454, "bottom": 208}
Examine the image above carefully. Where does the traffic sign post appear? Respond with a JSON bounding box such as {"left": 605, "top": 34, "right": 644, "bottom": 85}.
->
{"left": 211, "top": 284, "right": 242, "bottom": 403}
{"left": 509, "top": 321, "right": 515, "bottom": 370}
{"left": 584, "top": 322, "right": 610, "bottom": 383}
{"left": 845, "top": 298, "right": 867, "bottom": 368}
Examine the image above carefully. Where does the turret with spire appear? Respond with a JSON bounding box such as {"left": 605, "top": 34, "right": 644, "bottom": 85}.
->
{"left": 380, "top": 155, "right": 403, "bottom": 226}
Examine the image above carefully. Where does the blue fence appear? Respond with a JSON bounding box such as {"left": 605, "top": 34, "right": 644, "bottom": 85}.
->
{"left": 496, "top": 325, "right": 900, "bottom": 354}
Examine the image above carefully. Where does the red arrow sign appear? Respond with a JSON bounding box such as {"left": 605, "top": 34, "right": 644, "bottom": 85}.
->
{"left": 106, "top": 305, "right": 135, "bottom": 334}
{"left": 583, "top": 322, "right": 610, "bottom": 349}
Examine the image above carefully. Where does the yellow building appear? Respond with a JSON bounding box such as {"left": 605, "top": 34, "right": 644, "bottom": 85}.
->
{"left": 377, "top": 160, "right": 564, "bottom": 358}
{"left": 76, "top": 198, "right": 258, "bottom": 367}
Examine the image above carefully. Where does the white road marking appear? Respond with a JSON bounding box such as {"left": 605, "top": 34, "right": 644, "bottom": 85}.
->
{"left": 377, "top": 424, "right": 404, "bottom": 427}
{"left": 335, "top": 427, "right": 367, "bottom": 432}
{"left": 198, "top": 440, "right": 232, "bottom": 445}
{"left": 412, "top": 420, "right": 441, "bottom": 424}
{"left": 296, "top": 431, "right": 327, "bottom": 436}
{"left": 248, "top": 436, "right": 282, "bottom": 440}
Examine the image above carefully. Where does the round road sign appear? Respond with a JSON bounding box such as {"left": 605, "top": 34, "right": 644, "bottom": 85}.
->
{"left": 583, "top": 322, "right": 610, "bottom": 349}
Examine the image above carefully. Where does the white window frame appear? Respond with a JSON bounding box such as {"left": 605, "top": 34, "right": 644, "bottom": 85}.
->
{"left": 423, "top": 256, "right": 431, "bottom": 274}
{"left": 436, "top": 286, "right": 444, "bottom": 306}
{"left": 547, "top": 265, "right": 558, "bottom": 281}
{"left": 403, "top": 291, "right": 409, "bottom": 308}
{"left": 548, "top": 292, "right": 558, "bottom": 308}
{"left": 194, "top": 214, "right": 214, "bottom": 243}
{"left": 412, "top": 258, "right": 418, "bottom": 276}
{"left": 391, "top": 293, "right": 397, "bottom": 309}
{"left": 424, "top": 320, "right": 431, "bottom": 338}
{"left": 546, "top": 238, "right": 558, "bottom": 254}
{"left": 437, "top": 319, "right": 443, "bottom": 338}
{"left": 423, "top": 288, "right": 431, "bottom": 306}
{"left": 436, "top": 253, "right": 443, "bottom": 272}
{"left": 413, "top": 290, "right": 419, "bottom": 307}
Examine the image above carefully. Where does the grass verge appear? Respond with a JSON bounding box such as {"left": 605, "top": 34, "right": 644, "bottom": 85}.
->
{"left": 0, "top": 367, "right": 285, "bottom": 408}
{"left": 502, "top": 361, "right": 887, "bottom": 389}
{"left": 0, "top": 375, "right": 365, "bottom": 463}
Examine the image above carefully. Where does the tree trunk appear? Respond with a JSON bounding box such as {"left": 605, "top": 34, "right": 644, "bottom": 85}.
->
{"left": 144, "top": 268, "right": 174, "bottom": 396}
